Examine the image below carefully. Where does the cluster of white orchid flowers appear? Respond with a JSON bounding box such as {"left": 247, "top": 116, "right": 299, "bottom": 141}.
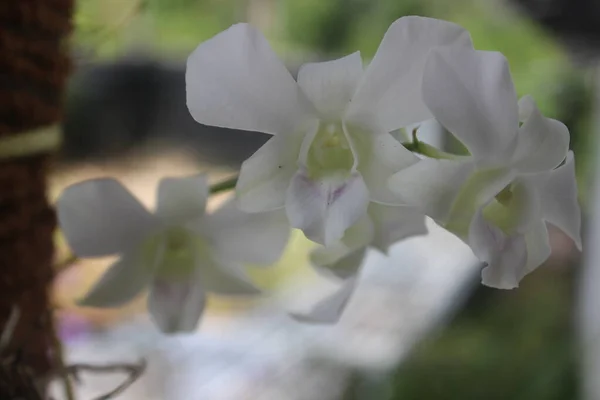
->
{"left": 56, "top": 16, "right": 582, "bottom": 333}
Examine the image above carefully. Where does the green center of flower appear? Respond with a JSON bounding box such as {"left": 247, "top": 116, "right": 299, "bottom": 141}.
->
{"left": 483, "top": 183, "right": 524, "bottom": 234}
{"left": 495, "top": 185, "right": 513, "bottom": 206}
{"left": 445, "top": 168, "right": 517, "bottom": 238}
{"left": 306, "top": 122, "right": 354, "bottom": 178}
{"left": 141, "top": 226, "right": 210, "bottom": 279}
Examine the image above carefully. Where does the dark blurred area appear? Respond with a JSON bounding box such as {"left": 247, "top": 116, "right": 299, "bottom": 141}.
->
{"left": 511, "top": 0, "right": 600, "bottom": 62}
{"left": 62, "top": 58, "right": 270, "bottom": 168}
{"left": 57, "top": 0, "right": 597, "bottom": 398}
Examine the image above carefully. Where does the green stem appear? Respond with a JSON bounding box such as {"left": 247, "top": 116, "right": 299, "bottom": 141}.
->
{"left": 401, "top": 140, "right": 463, "bottom": 160}
{"left": 209, "top": 176, "right": 238, "bottom": 194}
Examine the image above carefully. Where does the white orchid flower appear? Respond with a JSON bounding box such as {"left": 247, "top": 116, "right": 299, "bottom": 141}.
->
{"left": 389, "top": 47, "right": 582, "bottom": 289}
{"left": 186, "top": 16, "right": 472, "bottom": 246}
{"left": 56, "top": 175, "right": 290, "bottom": 333}
{"left": 293, "top": 204, "right": 427, "bottom": 323}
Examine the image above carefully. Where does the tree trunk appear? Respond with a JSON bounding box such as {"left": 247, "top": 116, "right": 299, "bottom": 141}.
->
{"left": 0, "top": 0, "right": 74, "bottom": 397}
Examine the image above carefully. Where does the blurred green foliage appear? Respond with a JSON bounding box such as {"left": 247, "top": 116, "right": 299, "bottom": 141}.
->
{"left": 388, "top": 266, "right": 579, "bottom": 400}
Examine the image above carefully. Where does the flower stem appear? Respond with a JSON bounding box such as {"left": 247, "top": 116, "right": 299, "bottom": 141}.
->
{"left": 209, "top": 175, "right": 238, "bottom": 194}
{"left": 401, "top": 126, "right": 465, "bottom": 160}
{"left": 402, "top": 140, "right": 463, "bottom": 160}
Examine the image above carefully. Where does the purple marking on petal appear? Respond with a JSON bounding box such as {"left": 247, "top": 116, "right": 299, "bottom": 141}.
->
{"left": 153, "top": 279, "right": 183, "bottom": 302}
{"left": 330, "top": 182, "right": 348, "bottom": 205}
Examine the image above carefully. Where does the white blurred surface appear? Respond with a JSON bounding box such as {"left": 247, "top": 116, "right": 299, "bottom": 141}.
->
{"left": 50, "top": 220, "right": 479, "bottom": 400}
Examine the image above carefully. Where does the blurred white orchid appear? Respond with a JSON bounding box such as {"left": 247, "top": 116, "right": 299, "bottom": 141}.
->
{"left": 186, "top": 16, "right": 472, "bottom": 246}
{"left": 389, "top": 47, "right": 581, "bottom": 289}
{"left": 293, "top": 204, "right": 427, "bottom": 323}
{"left": 56, "top": 175, "right": 290, "bottom": 333}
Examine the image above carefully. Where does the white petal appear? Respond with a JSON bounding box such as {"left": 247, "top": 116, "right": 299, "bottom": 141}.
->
{"left": 347, "top": 16, "right": 473, "bottom": 132}
{"left": 148, "top": 275, "right": 206, "bottom": 334}
{"left": 236, "top": 128, "right": 309, "bottom": 212}
{"left": 56, "top": 178, "right": 159, "bottom": 257}
{"left": 207, "top": 200, "right": 290, "bottom": 265}
{"left": 186, "top": 23, "right": 313, "bottom": 135}
{"left": 422, "top": 48, "right": 519, "bottom": 165}
{"left": 512, "top": 96, "right": 570, "bottom": 173}
{"left": 517, "top": 94, "right": 536, "bottom": 122}
{"left": 368, "top": 203, "right": 428, "bottom": 253}
{"left": 310, "top": 214, "right": 373, "bottom": 278}
{"left": 469, "top": 208, "right": 527, "bottom": 289}
{"left": 290, "top": 278, "right": 357, "bottom": 324}
{"left": 78, "top": 242, "right": 162, "bottom": 307}
{"left": 198, "top": 255, "right": 261, "bottom": 296}
{"left": 286, "top": 171, "right": 370, "bottom": 246}
{"left": 297, "top": 52, "right": 363, "bottom": 118}
{"left": 156, "top": 174, "right": 209, "bottom": 224}
{"left": 539, "top": 151, "right": 582, "bottom": 249}
{"left": 351, "top": 129, "right": 419, "bottom": 204}
{"left": 388, "top": 158, "right": 475, "bottom": 221}
{"left": 481, "top": 236, "right": 528, "bottom": 290}
{"left": 311, "top": 247, "right": 368, "bottom": 280}
{"left": 524, "top": 220, "right": 552, "bottom": 274}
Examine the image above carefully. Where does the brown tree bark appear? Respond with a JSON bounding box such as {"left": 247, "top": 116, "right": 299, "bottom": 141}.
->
{"left": 0, "top": 0, "right": 74, "bottom": 397}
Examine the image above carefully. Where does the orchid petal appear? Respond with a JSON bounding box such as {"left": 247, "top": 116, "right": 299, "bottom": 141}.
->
{"left": 198, "top": 256, "right": 261, "bottom": 296}
{"left": 297, "top": 52, "right": 363, "bottom": 118}
{"left": 148, "top": 275, "right": 206, "bottom": 334}
{"left": 539, "top": 151, "right": 582, "bottom": 249}
{"left": 388, "top": 158, "right": 475, "bottom": 222}
{"left": 524, "top": 220, "right": 552, "bottom": 274}
{"left": 286, "top": 171, "right": 370, "bottom": 246}
{"left": 518, "top": 95, "right": 536, "bottom": 122}
{"left": 422, "top": 48, "right": 518, "bottom": 165}
{"left": 290, "top": 278, "right": 357, "bottom": 324}
{"left": 351, "top": 129, "right": 419, "bottom": 204}
{"left": 57, "top": 178, "right": 159, "bottom": 257}
{"left": 186, "top": 23, "right": 313, "bottom": 135}
{"left": 156, "top": 174, "right": 209, "bottom": 224}
{"left": 236, "top": 126, "right": 309, "bottom": 212}
{"left": 78, "top": 241, "right": 163, "bottom": 308}
{"left": 207, "top": 200, "right": 290, "bottom": 265}
{"left": 310, "top": 214, "right": 373, "bottom": 279}
{"left": 368, "top": 203, "right": 428, "bottom": 253}
{"left": 312, "top": 247, "right": 368, "bottom": 280}
{"left": 512, "top": 96, "right": 570, "bottom": 173}
{"left": 347, "top": 16, "right": 472, "bottom": 132}
{"left": 469, "top": 208, "right": 527, "bottom": 289}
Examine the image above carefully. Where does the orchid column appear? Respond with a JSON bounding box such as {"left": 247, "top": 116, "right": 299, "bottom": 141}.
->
{"left": 0, "top": 0, "right": 74, "bottom": 396}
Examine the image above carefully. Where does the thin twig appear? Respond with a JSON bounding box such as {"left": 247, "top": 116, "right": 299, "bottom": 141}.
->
{"left": 49, "top": 324, "right": 76, "bottom": 400}
{"left": 209, "top": 175, "right": 238, "bottom": 194}
{"left": 65, "top": 359, "right": 146, "bottom": 400}
{"left": 0, "top": 305, "right": 20, "bottom": 350}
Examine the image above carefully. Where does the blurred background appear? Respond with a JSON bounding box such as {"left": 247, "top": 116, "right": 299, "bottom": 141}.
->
{"left": 49, "top": 0, "right": 597, "bottom": 398}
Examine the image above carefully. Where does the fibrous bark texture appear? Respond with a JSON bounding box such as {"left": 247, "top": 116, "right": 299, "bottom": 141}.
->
{"left": 0, "top": 0, "right": 74, "bottom": 397}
